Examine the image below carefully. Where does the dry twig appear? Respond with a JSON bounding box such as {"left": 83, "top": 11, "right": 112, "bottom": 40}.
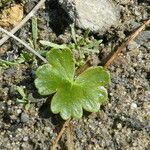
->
{"left": 0, "top": 0, "right": 46, "bottom": 46}
{"left": 66, "top": 122, "right": 74, "bottom": 150}
{"left": 0, "top": 27, "right": 47, "bottom": 63}
{"left": 51, "top": 119, "right": 71, "bottom": 150}
{"left": 104, "top": 19, "right": 150, "bottom": 68}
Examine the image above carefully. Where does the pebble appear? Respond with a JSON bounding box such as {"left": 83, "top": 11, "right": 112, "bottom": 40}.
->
{"left": 128, "top": 41, "right": 140, "bottom": 51}
{"left": 0, "top": 102, "right": 6, "bottom": 110}
{"left": 44, "top": 127, "right": 51, "bottom": 133}
{"left": 21, "top": 143, "right": 26, "bottom": 148}
{"left": 131, "top": 103, "right": 137, "bottom": 109}
{"left": 20, "top": 113, "right": 29, "bottom": 123}
{"left": 135, "top": 31, "right": 150, "bottom": 45}
{"left": 10, "top": 115, "right": 17, "bottom": 120}
{"left": 23, "top": 136, "right": 28, "bottom": 142}
{"left": 7, "top": 100, "right": 12, "bottom": 106}
{"left": 133, "top": 142, "right": 137, "bottom": 146}
{"left": 24, "top": 1, "right": 36, "bottom": 13}
{"left": 17, "top": 128, "right": 22, "bottom": 132}
{"left": 117, "top": 123, "right": 122, "bottom": 129}
{"left": 16, "top": 109, "right": 22, "bottom": 114}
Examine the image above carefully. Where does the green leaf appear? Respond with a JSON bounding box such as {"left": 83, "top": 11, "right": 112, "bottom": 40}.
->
{"left": 46, "top": 48, "right": 75, "bottom": 80}
{"left": 75, "top": 67, "right": 110, "bottom": 87}
{"left": 35, "top": 49, "right": 75, "bottom": 95}
{"left": 32, "top": 16, "right": 38, "bottom": 41}
{"left": 51, "top": 84, "right": 83, "bottom": 119}
{"left": 39, "top": 40, "right": 68, "bottom": 49}
{"left": 16, "top": 86, "right": 27, "bottom": 99}
{"left": 35, "top": 48, "right": 110, "bottom": 120}
{"left": 83, "top": 28, "right": 90, "bottom": 39}
{"left": 70, "top": 24, "right": 77, "bottom": 44}
{"left": 35, "top": 64, "right": 66, "bottom": 95}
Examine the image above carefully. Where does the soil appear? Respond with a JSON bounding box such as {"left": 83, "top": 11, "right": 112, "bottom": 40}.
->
{"left": 0, "top": 0, "right": 150, "bottom": 150}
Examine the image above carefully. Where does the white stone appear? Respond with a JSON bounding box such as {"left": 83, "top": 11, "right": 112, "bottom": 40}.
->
{"left": 23, "top": 136, "right": 28, "bottom": 142}
{"left": 16, "top": 109, "right": 22, "bottom": 114}
{"left": 117, "top": 123, "right": 122, "bottom": 129}
{"left": 131, "top": 103, "right": 137, "bottom": 109}
{"left": 58, "top": 0, "right": 120, "bottom": 33}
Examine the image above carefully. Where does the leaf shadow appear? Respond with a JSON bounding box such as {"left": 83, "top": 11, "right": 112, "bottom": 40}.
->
{"left": 38, "top": 96, "right": 63, "bottom": 124}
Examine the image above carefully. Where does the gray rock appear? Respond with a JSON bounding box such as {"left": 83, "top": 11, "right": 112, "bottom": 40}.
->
{"left": 21, "top": 113, "right": 29, "bottom": 123}
{"left": 128, "top": 41, "right": 140, "bottom": 51}
{"left": 135, "top": 31, "right": 150, "bottom": 45}
{"left": 58, "top": 0, "right": 120, "bottom": 33}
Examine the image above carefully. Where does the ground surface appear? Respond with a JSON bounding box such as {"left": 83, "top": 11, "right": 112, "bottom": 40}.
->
{"left": 0, "top": 0, "right": 150, "bottom": 150}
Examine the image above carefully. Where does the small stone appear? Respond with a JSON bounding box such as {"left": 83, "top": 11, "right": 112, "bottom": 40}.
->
{"left": 108, "top": 103, "right": 112, "bottom": 108}
{"left": 135, "top": 31, "right": 150, "bottom": 45}
{"left": 109, "top": 93, "right": 113, "bottom": 96}
{"left": 118, "top": 0, "right": 131, "bottom": 5}
{"left": 133, "top": 142, "right": 137, "bottom": 147}
{"left": 20, "top": 113, "right": 29, "bottom": 123}
{"left": 131, "top": 21, "right": 140, "bottom": 29}
{"left": 10, "top": 115, "right": 17, "bottom": 120}
{"left": 23, "top": 136, "right": 28, "bottom": 142}
{"left": 7, "top": 100, "right": 12, "bottom": 105}
{"left": 16, "top": 109, "right": 22, "bottom": 114}
{"left": 9, "top": 134, "right": 13, "bottom": 138}
{"left": 0, "top": 102, "right": 6, "bottom": 110}
{"left": 24, "top": 1, "right": 36, "bottom": 13}
{"left": 17, "top": 128, "right": 22, "bottom": 132}
{"left": 128, "top": 41, "right": 140, "bottom": 50}
{"left": 117, "top": 123, "right": 122, "bottom": 129}
{"left": 133, "top": 63, "right": 138, "bottom": 67}
{"left": 44, "top": 127, "right": 51, "bottom": 133}
{"left": 21, "top": 143, "right": 26, "bottom": 148}
{"left": 131, "top": 103, "right": 137, "bottom": 109}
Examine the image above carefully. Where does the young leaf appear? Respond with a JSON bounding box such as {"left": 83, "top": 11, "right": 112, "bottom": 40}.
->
{"left": 35, "top": 48, "right": 110, "bottom": 120}
{"left": 75, "top": 67, "right": 110, "bottom": 87}
{"left": 39, "top": 40, "right": 68, "bottom": 49}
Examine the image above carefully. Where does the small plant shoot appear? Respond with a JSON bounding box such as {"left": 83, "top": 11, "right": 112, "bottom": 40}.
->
{"left": 35, "top": 48, "right": 110, "bottom": 120}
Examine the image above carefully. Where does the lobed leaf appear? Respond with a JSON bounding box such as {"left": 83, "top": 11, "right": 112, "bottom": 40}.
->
{"left": 46, "top": 48, "right": 75, "bottom": 81}
{"left": 35, "top": 48, "right": 110, "bottom": 120}
{"left": 51, "top": 83, "right": 108, "bottom": 120}
{"left": 75, "top": 67, "right": 110, "bottom": 87}
{"left": 35, "top": 64, "right": 68, "bottom": 95}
